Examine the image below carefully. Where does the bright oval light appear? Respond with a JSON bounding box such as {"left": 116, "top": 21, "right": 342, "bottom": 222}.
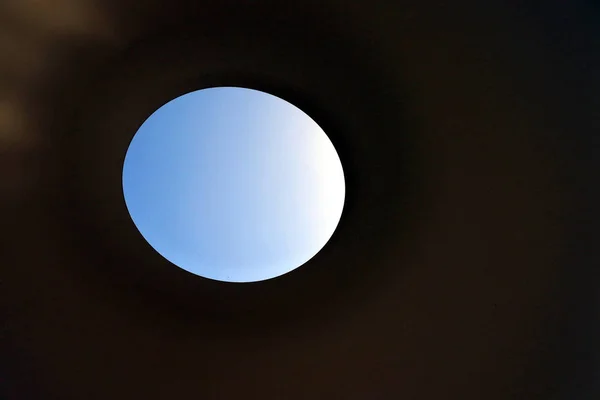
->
{"left": 122, "top": 87, "right": 345, "bottom": 283}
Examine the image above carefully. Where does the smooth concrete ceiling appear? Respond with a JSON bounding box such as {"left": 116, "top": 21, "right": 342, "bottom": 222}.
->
{"left": 1, "top": 1, "right": 599, "bottom": 399}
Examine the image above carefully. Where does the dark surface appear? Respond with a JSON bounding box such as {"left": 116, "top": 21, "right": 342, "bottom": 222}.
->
{"left": 1, "top": 1, "right": 598, "bottom": 399}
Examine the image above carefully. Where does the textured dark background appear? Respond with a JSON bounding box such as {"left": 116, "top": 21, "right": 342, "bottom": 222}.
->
{"left": 1, "top": 1, "right": 599, "bottom": 399}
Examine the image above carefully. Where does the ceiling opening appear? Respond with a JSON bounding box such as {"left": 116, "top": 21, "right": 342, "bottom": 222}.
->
{"left": 122, "top": 87, "right": 345, "bottom": 282}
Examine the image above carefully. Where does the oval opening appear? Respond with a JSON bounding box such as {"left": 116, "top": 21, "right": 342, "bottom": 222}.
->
{"left": 122, "top": 87, "right": 345, "bottom": 282}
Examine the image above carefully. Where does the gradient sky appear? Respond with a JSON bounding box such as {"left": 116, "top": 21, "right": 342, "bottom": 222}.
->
{"left": 122, "top": 87, "right": 345, "bottom": 282}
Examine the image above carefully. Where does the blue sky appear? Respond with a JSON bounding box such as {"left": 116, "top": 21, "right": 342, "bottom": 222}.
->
{"left": 122, "top": 87, "right": 345, "bottom": 282}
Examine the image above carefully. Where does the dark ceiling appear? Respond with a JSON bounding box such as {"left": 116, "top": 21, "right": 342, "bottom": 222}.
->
{"left": 1, "top": 1, "right": 599, "bottom": 399}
